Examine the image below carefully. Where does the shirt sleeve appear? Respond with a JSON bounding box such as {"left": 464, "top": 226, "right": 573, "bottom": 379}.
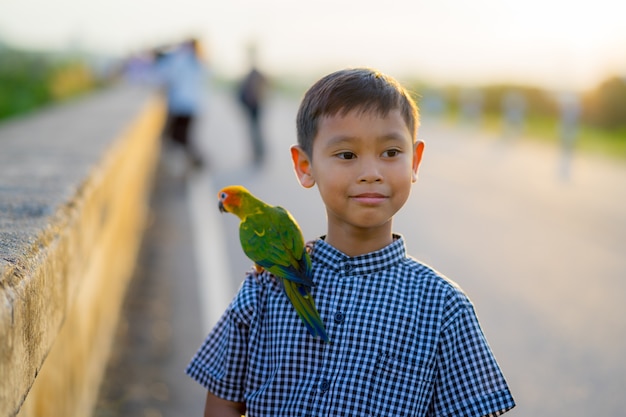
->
{"left": 431, "top": 299, "right": 516, "bottom": 417}
{"left": 185, "top": 272, "right": 263, "bottom": 402}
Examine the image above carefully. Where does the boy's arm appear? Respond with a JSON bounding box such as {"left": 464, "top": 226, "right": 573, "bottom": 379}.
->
{"left": 204, "top": 391, "right": 246, "bottom": 417}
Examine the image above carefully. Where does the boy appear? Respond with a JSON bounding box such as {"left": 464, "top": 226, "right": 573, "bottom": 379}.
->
{"left": 186, "top": 68, "right": 516, "bottom": 416}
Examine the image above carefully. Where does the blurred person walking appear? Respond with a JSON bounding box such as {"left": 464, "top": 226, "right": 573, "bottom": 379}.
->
{"left": 501, "top": 90, "right": 526, "bottom": 140}
{"left": 237, "top": 44, "right": 268, "bottom": 166}
{"left": 459, "top": 88, "right": 484, "bottom": 127}
{"left": 557, "top": 91, "right": 581, "bottom": 180}
{"left": 157, "top": 37, "right": 209, "bottom": 169}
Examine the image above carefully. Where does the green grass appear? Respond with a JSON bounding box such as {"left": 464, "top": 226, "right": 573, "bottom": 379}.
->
{"left": 577, "top": 125, "right": 626, "bottom": 161}
{"left": 476, "top": 113, "right": 626, "bottom": 162}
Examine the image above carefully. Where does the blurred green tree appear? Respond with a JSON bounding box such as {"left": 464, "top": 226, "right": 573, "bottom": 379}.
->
{"left": 584, "top": 76, "right": 626, "bottom": 130}
{"left": 0, "top": 46, "right": 99, "bottom": 121}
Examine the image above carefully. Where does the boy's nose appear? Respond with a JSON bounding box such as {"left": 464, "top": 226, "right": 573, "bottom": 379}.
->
{"left": 358, "top": 161, "right": 383, "bottom": 183}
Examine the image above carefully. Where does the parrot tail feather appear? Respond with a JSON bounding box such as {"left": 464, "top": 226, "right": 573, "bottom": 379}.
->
{"left": 268, "top": 263, "right": 316, "bottom": 288}
{"left": 283, "top": 280, "right": 330, "bottom": 343}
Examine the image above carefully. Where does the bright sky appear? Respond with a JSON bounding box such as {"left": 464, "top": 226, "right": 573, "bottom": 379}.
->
{"left": 1, "top": 0, "right": 625, "bottom": 91}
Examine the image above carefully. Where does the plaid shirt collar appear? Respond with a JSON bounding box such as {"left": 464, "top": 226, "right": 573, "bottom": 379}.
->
{"left": 311, "top": 234, "right": 406, "bottom": 277}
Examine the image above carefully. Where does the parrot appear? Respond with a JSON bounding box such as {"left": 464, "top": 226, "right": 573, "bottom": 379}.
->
{"left": 217, "top": 185, "right": 330, "bottom": 342}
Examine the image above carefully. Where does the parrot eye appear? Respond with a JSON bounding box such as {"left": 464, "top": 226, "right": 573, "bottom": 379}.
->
{"left": 220, "top": 192, "right": 227, "bottom": 200}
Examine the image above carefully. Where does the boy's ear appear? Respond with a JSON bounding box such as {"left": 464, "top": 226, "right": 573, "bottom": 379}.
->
{"left": 412, "top": 140, "right": 425, "bottom": 183}
{"left": 290, "top": 145, "right": 316, "bottom": 188}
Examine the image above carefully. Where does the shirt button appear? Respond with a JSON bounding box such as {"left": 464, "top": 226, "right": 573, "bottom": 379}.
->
{"left": 334, "top": 311, "right": 345, "bottom": 324}
{"left": 344, "top": 263, "right": 353, "bottom": 272}
{"left": 318, "top": 379, "right": 330, "bottom": 393}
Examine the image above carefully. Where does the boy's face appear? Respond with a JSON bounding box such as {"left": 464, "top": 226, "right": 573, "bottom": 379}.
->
{"left": 292, "top": 108, "right": 424, "bottom": 237}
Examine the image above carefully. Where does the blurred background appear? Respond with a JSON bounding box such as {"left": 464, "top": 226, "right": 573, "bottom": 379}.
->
{"left": 2, "top": 0, "right": 626, "bottom": 139}
{"left": 2, "top": 1, "right": 626, "bottom": 417}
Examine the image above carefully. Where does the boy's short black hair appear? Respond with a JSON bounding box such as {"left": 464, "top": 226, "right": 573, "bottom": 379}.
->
{"left": 296, "top": 68, "right": 419, "bottom": 157}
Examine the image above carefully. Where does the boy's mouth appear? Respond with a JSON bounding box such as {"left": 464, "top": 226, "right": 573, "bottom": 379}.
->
{"left": 351, "top": 193, "right": 387, "bottom": 204}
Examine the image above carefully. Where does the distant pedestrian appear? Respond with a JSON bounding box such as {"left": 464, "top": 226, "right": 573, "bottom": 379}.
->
{"left": 459, "top": 88, "right": 483, "bottom": 126}
{"left": 156, "top": 37, "right": 208, "bottom": 168}
{"left": 501, "top": 90, "right": 526, "bottom": 140}
{"left": 557, "top": 91, "right": 581, "bottom": 180}
{"left": 237, "top": 44, "right": 268, "bottom": 166}
{"left": 186, "top": 67, "right": 516, "bottom": 417}
{"left": 122, "top": 50, "right": 154, "bottom": 84}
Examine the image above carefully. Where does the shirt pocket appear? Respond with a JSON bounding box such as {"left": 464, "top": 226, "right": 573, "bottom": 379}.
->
{"left": 366, "top": 352, "right": 435, "bottom": 417}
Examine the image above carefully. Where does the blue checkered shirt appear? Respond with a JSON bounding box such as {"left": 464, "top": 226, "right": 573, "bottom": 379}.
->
{"left": 187, "top": 236, "right": 515, "bottom": 416}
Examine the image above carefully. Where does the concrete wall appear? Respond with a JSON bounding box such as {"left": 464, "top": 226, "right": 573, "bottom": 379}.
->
{"left": 0, "top": 86, "right": 166, "bottom": 417}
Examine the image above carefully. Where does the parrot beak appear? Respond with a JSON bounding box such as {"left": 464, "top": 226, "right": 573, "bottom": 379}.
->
{"left": 218, "top": 201, "right": 227, "bottom": 213}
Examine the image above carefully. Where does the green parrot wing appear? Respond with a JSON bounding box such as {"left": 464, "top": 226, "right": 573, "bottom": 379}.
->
{"left": 239, "top": 205, "right": 313, "bottom": 286}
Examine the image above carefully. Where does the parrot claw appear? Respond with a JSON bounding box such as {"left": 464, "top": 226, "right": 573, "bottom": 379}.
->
{"left": 305, "top": 240, "right": 316, "bottom": 255}
{"left": 248, "top": 264, "right": 266, "bottom": 283}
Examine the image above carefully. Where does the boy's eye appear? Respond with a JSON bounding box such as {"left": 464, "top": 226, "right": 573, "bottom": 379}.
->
{"left": 383, "top": 149, "right": 401, "bottom": 157}
{"left": 337, "top": 151, "right": 356, "bottom": 160}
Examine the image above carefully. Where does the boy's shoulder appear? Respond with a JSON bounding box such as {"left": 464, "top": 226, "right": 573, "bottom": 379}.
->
{"left": 392, "top": 256, "right": 477, "bottom": 328}
{"left": 228, "top": 267, "right": 281, "bottom": 323}
{"left": 400, "top": 255, "right": 471, "bottom": 304}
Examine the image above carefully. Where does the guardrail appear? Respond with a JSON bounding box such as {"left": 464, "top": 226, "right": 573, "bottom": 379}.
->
{"left": 0, "top": 85, "right": 166, "bottom": 417}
